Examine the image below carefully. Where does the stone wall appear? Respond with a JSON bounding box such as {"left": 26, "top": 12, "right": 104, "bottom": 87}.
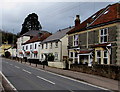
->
{"left": 70, "top": 64, "right": 120, "bottom": 80}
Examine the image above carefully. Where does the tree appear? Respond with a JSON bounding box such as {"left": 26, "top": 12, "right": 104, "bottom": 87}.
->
{"left": 5, "top": 51, "right": 11, "bottom": 58}
{"left": 20, "top": 13, "right": 42, "bottom": 35}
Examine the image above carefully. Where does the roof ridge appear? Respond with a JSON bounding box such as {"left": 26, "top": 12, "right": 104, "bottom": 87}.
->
{"left": 58, "top": 26, "right": 74, "bottom": 32}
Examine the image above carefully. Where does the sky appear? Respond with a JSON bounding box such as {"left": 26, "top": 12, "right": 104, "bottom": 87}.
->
{"left": 0, "top": 0, "right": 118, "bottom": 34}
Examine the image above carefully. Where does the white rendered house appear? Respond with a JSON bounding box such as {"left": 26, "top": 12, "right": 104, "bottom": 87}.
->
{"left": 39, "top": 27, "right": 73, "bottom": 68}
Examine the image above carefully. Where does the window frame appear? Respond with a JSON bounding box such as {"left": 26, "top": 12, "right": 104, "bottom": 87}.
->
{"left": 96, "top": 50, "right": 101, "bottom": 64}
{"left": 34, "top": 44, "right": 37, "bottom": 49}
{"left": 41, "top": 44, "right": 44, "bottom": 49}
{"left": 69, "top": 52, "right": 73, "bottom": 58}
{"left": 46, "top": 43, "right": 48, "bottom": 49}
{"left": 50, "top": 43, "right": 52, "bottom": 49}
{"left": 55, "top": 42, "right": 58, "bottom": 48}
{"left": 99, "top": 28, "right": 108, "bottom": 43}
{"left": 54, "top": 52, "right": 58, "bottom": 60}
{"left": 103, "top": 50, "right": 108, "bottom": 64}
{"left": 73, "top": 34, "right": 79, "bottom": 46}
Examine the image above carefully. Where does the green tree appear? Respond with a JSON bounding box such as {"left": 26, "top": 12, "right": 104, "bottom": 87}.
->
{"left": 20, "top": 13, "right": 42, "bottom": 35}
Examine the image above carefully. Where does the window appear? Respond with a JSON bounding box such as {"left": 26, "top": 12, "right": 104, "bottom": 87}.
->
{"left": 100, "top": 28, "right": 108, "bottom": 43}
{"left": 41, "top": 54, "right": 44, "bottom": 59}
{"left": 70, "top": 52, "right": 73, "bottom": 58}
{"left": 75, "top": 52, "right": 78, "bottom": 58}
{"left": 35, "top": 44, "right": 37, "bottom": 49}
{"left": 46, "top": 43, "right": 48, "bottom": 49}
{"left": 96, "top": 50, "right": 101, "bottom": 64}
{"left": 55, "top": 52, "right": 58, "bottom": 60}
{"left": 30, "top": 45, "right": 32, "bottom": 49}
{"left": 26, "top": 46, "right": 28, "bottom": 50}
{"left": 73, "top": 35, "right": 79, "bottom": 46}
{"left": 103, "top": 50, "right": 108, "bottom": 64}
{"left": 55, "top": 42, "right": 58, "bottom": 48}
{"left": 23, "top": 46, "right": 24, "bottom": 50}
{"left": 50, "top": 43, "right": 52, "bottom": 49}
{"left": 42, "top": 44, "right": 44, "bottom": 49}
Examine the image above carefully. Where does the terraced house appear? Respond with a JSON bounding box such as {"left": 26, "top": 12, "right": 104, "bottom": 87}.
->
{"left": 22, "top": 31, "right": 51, "bottom": 62}
{"left": 67, "top": 3, "right": 120, "bottom": 66}
{"left": 40, "top": 27, "right": 73, "bottom": 68}
{"left": 16, "top": 30, "right": 50, "bottom": 61}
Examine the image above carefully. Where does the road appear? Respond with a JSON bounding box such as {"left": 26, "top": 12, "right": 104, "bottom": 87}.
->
{"left": 2, "top": 58, "right": 110, "bottom": 91}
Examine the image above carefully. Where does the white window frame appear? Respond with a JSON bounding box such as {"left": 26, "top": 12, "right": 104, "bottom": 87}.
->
{"left": 103, "top": 50, "right": 108, "bottom": 64}
{"left": 96, "top": 50, "right": 101, "bottom": 64}
{"left": 55, "top": 42, "right": 58, "bottom": 48}
{"left": 34, "top": 44, "right": 37, "bottom": 49}
{"left": 46, "top": 43, "right": 48, "bottom": 49}
{"left": 69, "top": 52, "right": 73, "bottom": 58}
{"left": 73, "top": 34, "right": 79, "bottom": 46}
{"left": 99, "top": 28, "right": 108, "bottom": 43}
{"left": 50, "top": 43, "right": 52, "bottom": 49}
{"left": 54, "top": 52, "right": 58, "bottom": 60}
{"left": 41, "top": 44, "right": 44, "bottom": 49}
{"left": 74, "top": 52, "right": 78, "bottom": 58}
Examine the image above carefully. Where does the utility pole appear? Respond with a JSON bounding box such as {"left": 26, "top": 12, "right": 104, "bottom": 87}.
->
{"left": 12, "top": 29, "right": 14, "bottom": 60}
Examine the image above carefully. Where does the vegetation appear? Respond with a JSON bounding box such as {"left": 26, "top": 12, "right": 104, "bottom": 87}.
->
{"left": 0, "top": 30, "right": 17, "bottom": 45}
{"left": 20, "top": 13, "right": 42, "bottom": 35}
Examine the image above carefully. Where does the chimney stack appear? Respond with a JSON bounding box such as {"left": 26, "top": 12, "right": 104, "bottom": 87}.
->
{"left": 75, "top": 15, "right": 80, "bottom": 27}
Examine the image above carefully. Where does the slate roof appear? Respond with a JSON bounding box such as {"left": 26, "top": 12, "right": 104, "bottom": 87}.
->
{"left": 23, "top": 32, "right": 51, "bottom": 44}
{"left": 67, "top": 3, "right": 120, "bottom": 34}
{"left": 22, "top": 30, "right": 48, "bottom": 37}
{"left": 42, "top": 27, "right": 74, "bottom": 43}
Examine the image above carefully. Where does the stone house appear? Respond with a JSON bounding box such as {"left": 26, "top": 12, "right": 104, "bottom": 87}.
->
{"left": 67, "top": 3, "right": 120, "bottom": 66}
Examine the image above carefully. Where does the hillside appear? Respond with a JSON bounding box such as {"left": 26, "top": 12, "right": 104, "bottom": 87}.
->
{"left": 0, "top": 30, "right": 17, "bottom": 45}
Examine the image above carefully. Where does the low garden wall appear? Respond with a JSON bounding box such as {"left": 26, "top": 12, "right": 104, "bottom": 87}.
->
{"left": 48, "top": 62, "right": 65, "bottom": 69}
{"left": 70, "top": 64, "right": 120, "bottom": 80}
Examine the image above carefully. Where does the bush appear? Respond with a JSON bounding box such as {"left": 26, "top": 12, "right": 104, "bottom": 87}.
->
{"left": 48, "top": 53, "right": 54, "bottom": 61}
{"left": 5, "top": 51, "right": 11, "bottom": 58}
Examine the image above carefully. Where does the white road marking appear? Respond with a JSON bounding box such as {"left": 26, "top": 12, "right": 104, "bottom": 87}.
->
{"left": 5, "top": 58, "right": 109, "bottom": 91}
{"left": 0, "top": 71, "right": 18, "bottom": 91}
{"left": 36, "top": 68, "right": 109, "bottom": 91}
{"left": 37, "top": 76, "right": 55, "bottom": 85}
{"left": 15, "top": 66, "right": 20, "bottom": 69}
{"left": 6, "top": 62, "right": 8, "bottom": 63}
{"left": 10, "top": 64, "right": 13, "bottom": 66}
{"left": 22, "top": 69, "right": 31, "bottom": 74}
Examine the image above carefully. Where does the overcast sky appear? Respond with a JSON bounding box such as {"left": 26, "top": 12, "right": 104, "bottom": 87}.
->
{"left": 0, "top": 0, "right": 118, "bottom": 34}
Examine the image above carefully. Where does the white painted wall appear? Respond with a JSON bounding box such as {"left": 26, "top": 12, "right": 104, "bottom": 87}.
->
{"left": 16, "top": 36, "right": 30, "bottom": 58}
{"left": 39, "top": 35, "right": 68, "bottom": 68}
{"left": 22, "top": 41, "right": 41, "bottom": 60}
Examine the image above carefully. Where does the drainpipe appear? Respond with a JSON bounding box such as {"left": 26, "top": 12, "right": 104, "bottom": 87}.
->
{"left": 60, "top": 40, "right": 62, "bottom": 62}
{"left": 86, "top": 23, "right": 89, "bottom": 49}
{"left": 106, "top": 46, "right": 111, "bottom": 64}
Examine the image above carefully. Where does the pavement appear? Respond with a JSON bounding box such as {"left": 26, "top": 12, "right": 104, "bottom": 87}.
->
{"left": 1, "top": 58, "right": 120, "bottom": 91}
